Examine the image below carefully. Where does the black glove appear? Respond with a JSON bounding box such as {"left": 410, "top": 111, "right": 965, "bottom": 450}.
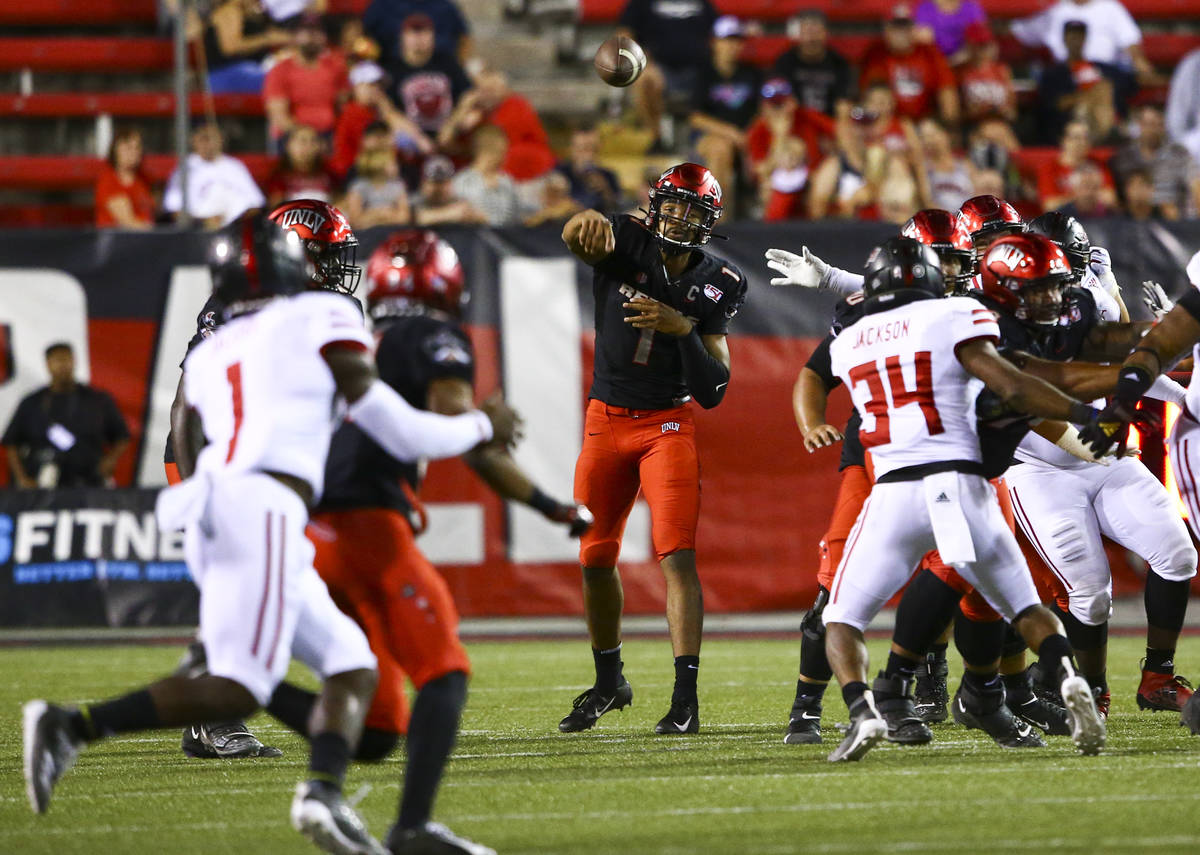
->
{"left": 1182, "top": 692, "right": 1200, "bottom": 735}
{"left": 1078, "top": 399, "right": 1161, "bottom": 457}
{"left": 530, "top": 487, "right": 595, "bottom": 537}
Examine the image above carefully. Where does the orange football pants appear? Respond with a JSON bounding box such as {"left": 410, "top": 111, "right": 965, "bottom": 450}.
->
{"left": 308, "top": 508, "right": 471, "bottom": 735}
{"left": 575, "top": 399, "right": 700, "bottom": 567}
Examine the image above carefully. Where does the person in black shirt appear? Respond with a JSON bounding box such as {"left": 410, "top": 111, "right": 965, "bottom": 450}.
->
{"left": 690, "top": 16, "right": 761, "bottom": 217}
{"left": 558, "top": 163, "right": 747, "bottom": 737}
{"left": 772, "top": 10, "right": 856, "bottom": 118}
{"left": 3, "top": 343, "right": 129, "bottom": 488}
{"left": 384, "top": 12, "right": 472, "bottom": 139}
{"left": 617, "top": 0, "right": 717, "bottom": 151}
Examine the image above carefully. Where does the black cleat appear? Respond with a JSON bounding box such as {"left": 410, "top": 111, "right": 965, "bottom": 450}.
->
{"left": 1004, "top": 668, "right": 1071, "bottom": 736}
{"left": 182, "top": 721, "right": 283, "bottom": 758}
{"left": 872, "top": 673, "right": 933, "bottom": 745}
{"left": 654, "top": 699, "right": 699, "bottom": 735}
{"left": 291, "top": 780, "right": 386, "bottom": 855}
{"left": 558, "top": 678, "right": 633, "bottom": 733}
{"left": 386, "top": 821, "right": 497, "bottom": 854}
{"left": 783, "top": 697, "right": 823, "bottom": 745}
{"left": 23, "top": 700, "right": 84, "bottom": 814}
{"left": 952, "top": 683, "right": 1044, "bottom": 749}
{"left": 827, "top": 699, "right": 887, "bottom": 762}
{"left": 913, "top": 652, "right": 950, "bottom": 723}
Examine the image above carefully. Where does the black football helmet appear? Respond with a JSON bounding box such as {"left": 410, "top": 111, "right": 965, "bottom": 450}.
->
{"left": 862, "top": 236, "right": 945, "bottom": 313}
{"left": 1027, "top": 211, "right": 1090, "bottom": 282}
{"left": 209, "top": 214, "right": 314, "bottom": 316}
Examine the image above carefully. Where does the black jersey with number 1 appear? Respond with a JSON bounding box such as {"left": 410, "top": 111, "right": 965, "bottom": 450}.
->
{"left": 588, "top": 214, "right": 747, "bottom": 410}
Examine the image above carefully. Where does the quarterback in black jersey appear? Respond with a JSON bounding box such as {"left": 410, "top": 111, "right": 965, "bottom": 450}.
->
{"left": 558, "top": 163, "right": 748, "bottom": 736}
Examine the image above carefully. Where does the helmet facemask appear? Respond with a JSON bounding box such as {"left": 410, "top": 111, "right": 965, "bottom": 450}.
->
{"left": 309, "top": 238, "right": 361, "bottom": 295}
{"left": 1013, "top": 275, "right": 1070, "bottom": 326}
{"left": 648, "top": 191, "right": 720, "bottom": 250}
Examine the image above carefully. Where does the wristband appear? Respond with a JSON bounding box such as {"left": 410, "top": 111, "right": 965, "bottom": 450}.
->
{"left": 1114, "top": 364, "right": 1154, "bottom": 404}
{"left": 1067, "top": 401, "right": 1100, "bottom": 425}
{"left": 529, "top": 487, "right": 559, "bottom": 516}
{"left": 1130, "top": 346, "right": 1163, "bottom": 376}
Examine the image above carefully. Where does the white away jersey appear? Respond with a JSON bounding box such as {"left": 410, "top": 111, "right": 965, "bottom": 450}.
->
{"left": 830, "top": 296, "right": 1000, "bottom": 477}
{"left": 183, "top": 291, "right": 372, "bottom": 499}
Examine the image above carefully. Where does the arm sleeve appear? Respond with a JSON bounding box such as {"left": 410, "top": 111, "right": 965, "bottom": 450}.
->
{"left": 347, "top": 378, "right": 492, "bottom": 461}
{"left": 1147, "top": 374, "right": 1187, "bottom": 405}
{"left": 825, "top": 267, "right": 866, "bottom": 295}
{"left": 679, "top": 328, "right": 731, "bottom": 409}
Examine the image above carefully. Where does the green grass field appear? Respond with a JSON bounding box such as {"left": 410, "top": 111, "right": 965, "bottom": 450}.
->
{"left": 2, "top": 635, "right": 1199, "bottom": 854}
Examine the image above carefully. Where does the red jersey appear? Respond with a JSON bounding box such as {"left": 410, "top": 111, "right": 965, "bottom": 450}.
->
{"left": 95, "top": 165, "right": 154, "bottom": 227}
{"left": 266, "top": 164, "right": 341, "bottom": 204}
{"left": 263, "top": 52, "right": 349, "bottom": 137}
{"left": 861, "top": 43, "right": 955, "bottom": 120}
{"left": 330, "top": 101, "right": 378, "bottom": 178}
{"left": 746, "top": 106, "right": 835, "bottom": 169}
{"left": 958, "top": 61, "right": 1014, "bottom": 120}
{"left": 1034, "top": 156, "right": 1114, "bottom": 205}
{"left": 487, "top": 94, "right": 556, "bottom": 181}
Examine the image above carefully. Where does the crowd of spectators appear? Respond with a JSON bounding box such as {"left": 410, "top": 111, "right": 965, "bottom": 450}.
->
{"left": 91, "top": 0, "right": 1200, "bottom": 230}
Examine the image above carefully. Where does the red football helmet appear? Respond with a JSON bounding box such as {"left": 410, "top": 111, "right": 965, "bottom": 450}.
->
{"left": 268, "top": 199, "right": 360, "bottom": 294}
{"left": 900, "top": 208, "right": 975, "bottom": 293}
{"left": 646, "top": 162, "right": 723, "bottom": 249}
{"left": 956, "top": 195, "right": 1025, "bottom": 259}
{"left": 980, "top": 233, "right": 1074, "bottom": 325}
{"left": 365, "top": 229, "right": 465, "bottom": 318}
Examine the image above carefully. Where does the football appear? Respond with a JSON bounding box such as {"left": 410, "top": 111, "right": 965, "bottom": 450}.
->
{"left": 593, "top": 35, "right": 647, "bottom": 87}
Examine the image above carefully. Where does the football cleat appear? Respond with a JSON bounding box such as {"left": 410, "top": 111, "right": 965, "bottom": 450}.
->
{"left": 1004, "top": 668, "right": 1071, "bottom": 735}
{"left": 654, "top": 699, "right": 699, "bottom": 735}
{"left": 952, "top": 683, "right": 1044, "bottom": 749}
{"left": 1137, "top": 666, "right": 1194, "bottom": 712}
{"left": 1060, "top": 671, "right": 1106, "bottom": 756}
{"left": 386, "top": 821, "right": 497, "bottom": 855}
{"left": 872, "top": 673, "right": 933, "bottom": 745}
{"left": 182, "top": 721, "right": 283, "bottom": 758}
{"left": 783, "top": 698, "right": 823, "bottom": 745}
{"left": 291, "top": 780, "right": 387, "bottom": 855}
{"left": 557, "top": 678, "right": 633, "bottom": 733}
{"left": 913, "top": 652, "right": 950, "bottom": 723}
{"left": 23, "top": 700, "right": 84, "bottom": 814}
{"left": 827, "top": 698, "right": 887, "bottom": 762}
{"left": 1093, "top": 687, "right": 1111, "bottom": 719}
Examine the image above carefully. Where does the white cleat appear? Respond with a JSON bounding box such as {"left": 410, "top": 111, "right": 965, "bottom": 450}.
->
{"left": 828, "top": 694, "right": 889, "bottom": 763}
{"left": 1060, "top": 675, "right": 1106, "bottom": 756}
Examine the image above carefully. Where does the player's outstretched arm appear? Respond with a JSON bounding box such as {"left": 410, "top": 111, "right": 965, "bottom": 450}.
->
{"left": 958, "top": 338, "right": 1097, "bottom": 425}
{"left": 323, "top": 345, "right": 516, "bottom": 461}
{"left": 428, "top": 377, "right": 593, "bottom": 537}
{"left": 1009, "top": 352, "right": 1120, "bottom": 401}
{"left": 794, "top": 367, "right": 843, "bottom": 453}
{"left": 562, "top": 209, "right": 615, "bottom": 265}
{"left": 1079, "top": 321, "right": 1154, "bottom": 361}
{"left": 764, "top": 247, "right": 864, "bottom": 294}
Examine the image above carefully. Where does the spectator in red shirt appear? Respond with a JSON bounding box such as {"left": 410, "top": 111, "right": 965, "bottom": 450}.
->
{"left": 263, "top": 13, "right": 348, "bottom": 147}
{"left": 861, "top": 3, "right": 959, "bottom": 125}
{"left": 957, "top": 22, "right": 1016, "bottom": 127}
{"left": 439, "top": 70, "right": 556, "bottom": 182}
{"left": 1035, "top": 119, "right": 1117, "bottom": 210}
{"left": 95, "top": 127, "right": 154, "bottom": 229}
{"left": 746, "top": 78, "right": 834, "bottom": 188}
{"left": 760, "top": 136, "right": 811, "bottom": 221}
{"left": 265, "top": 124, "right": 341, "bottom": 206}
{"left": 330, "top": 61, "right": 434, "bottom": 179}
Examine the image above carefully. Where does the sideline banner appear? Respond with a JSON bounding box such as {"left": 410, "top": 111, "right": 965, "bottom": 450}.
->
{"left": 1, "top": 220, "right": 1198, "bottom": 625}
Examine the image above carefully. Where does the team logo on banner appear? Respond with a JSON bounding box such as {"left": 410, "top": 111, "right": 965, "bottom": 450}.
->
{"left": 0, "top": 323, "right": 12, "bottom": 384}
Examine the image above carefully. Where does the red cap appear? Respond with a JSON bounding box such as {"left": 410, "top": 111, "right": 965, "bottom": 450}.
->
{"left": 965, "top": 21, "right": 994, "bottom": 45}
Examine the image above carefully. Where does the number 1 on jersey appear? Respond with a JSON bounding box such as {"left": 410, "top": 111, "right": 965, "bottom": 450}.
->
{"left": 848, "top": 351, "right": 943, "bottom": 448}
{"left": 225, "top": 362, "right": 244, "bottom": 463}
{"left": 633, "top": 328, "right": 655, "bottom": 365}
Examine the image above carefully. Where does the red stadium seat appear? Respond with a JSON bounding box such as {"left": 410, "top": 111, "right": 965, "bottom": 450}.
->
{"left": 0, "top": 154, "right": 276, "bottom": 190}
{"left": 0, "top": 93, "right": 264, "bottom": 118}
{"left": 0, "top": 0, "right": 156, "bottom": 26}
{"left": 0, "top": 38, "right": 174, "bottom": 72}
{"left": 0, "top": 204, "right": 93, "bottom": 227}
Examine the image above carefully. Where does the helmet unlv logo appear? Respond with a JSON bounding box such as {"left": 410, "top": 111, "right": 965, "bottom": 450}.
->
{"left": 278, "top": 208, "right": 328, "bottom": 234}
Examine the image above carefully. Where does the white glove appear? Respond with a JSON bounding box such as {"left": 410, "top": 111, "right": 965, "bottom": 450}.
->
{"left": 1142, "top": 280, "right": 1173, "bottom": 319}
{"left": 1187, "top": 250, "right": 1200, "bottom": 289}
{"left": 765, "top": 246, "right": 829, "bottom": 289}
{"left": 1087, "top": 246, "right": 1121, "bottom": 298}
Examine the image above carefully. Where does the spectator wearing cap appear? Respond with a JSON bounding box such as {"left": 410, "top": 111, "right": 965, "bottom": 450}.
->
{"left": 384, "top": 12, "right": 473, "bottom": 140}
{"left": 266, "top": 124, "right": 340, "bottom": 206}
{"left": 263, "top": 14, "right": 349, "bottom": 147}
{"left": 689, "top": 16, "right": 762, "bottom": 215}
{"left": 1166, "top": 47, "right": 1200, "bottom": 165}
{"left": 556, "top": 124, "right": 623, "bottom": 215}
{"left": 201, "top": 0, "right": 292, "bottom": 95}
{"left": 957, "top": 21, "right": 1016, "bottom": 127}
{"left": 860, "top": 4, "right": 959, "bottom": 124}
{"left": 439, "top": 71, "right": 556, "bottom": 182}
{"left": 1012, "top": 0, "right": 1154, "bottom": 85}
{"left": 330, "top": 61, "right": 434, "bottom": 179}
{"left": 450, "top": 125, "right": 525, "bottom": 226}
{"left": 1110, "top": 104, "right": 1200, "bottom": 220}
{"left": 363, "top": 0, "right": 472, "bottom": 64}
{"left": 1035, "top": 19, "right": 1128, "bottom": 144}
{"left": 411, "top": 155, "right": 489, "bottom": 225}
{"left": 913, "top": 0, "right": 987, "bottom": 66}
{"left": 163, "top": 123, "right": 265, "bottom": 229}
{"left": 340, "top": 122, "right": 412, "bottom": 228}
{"left": 771, "top": 11, "right": 855, "bottom": 119}
{"left": 746, "top": 78, "right": 834, "bottom": 191}
{"left": 616, "top": 0, "right": 718, "bottom": 151}
{"left": 1036, "top": 119, "right": 1117, "bottom": 210}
